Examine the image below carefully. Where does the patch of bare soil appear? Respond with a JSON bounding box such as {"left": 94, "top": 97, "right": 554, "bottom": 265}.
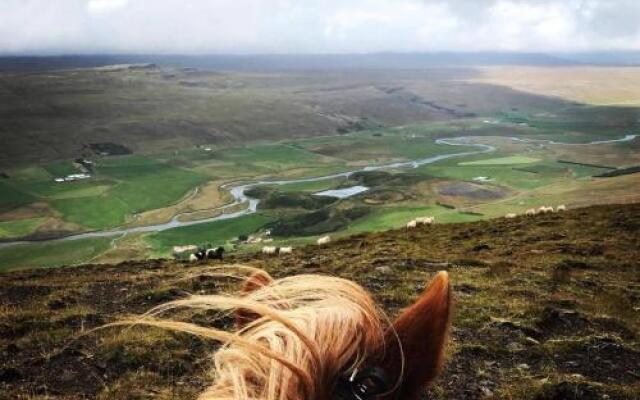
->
{"left": 30, "top": 217, "right": 85, "bottom": 239}
{"left": 437, "top": 181, "right": 511, "bottom": 200}
{"left": 0, "top": 202, "right": 53, "bottom": 221}
{"left": 362, "top": 189, "right": 408, "bottom": 204}
{"left": 126, "top": 180, "right": 229, "bottom": 228}
{"left": 551, "top": 336, "right": 640, "bottom": 384}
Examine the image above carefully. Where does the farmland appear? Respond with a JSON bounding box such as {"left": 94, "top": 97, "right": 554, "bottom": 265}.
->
{"left": 459, "top": 155, "right": 540, "bottom": 165}
{"left": 0, "top": 65, "right": 639, "bottom": 270}
{"left": 1, "top": 124, "right": 637, "bottom": 270}
{"left": 0, "top": 237, "right": 113, "bottom": 273}
{"left": 145, "top": 214, "right": 276, "bottom": 257}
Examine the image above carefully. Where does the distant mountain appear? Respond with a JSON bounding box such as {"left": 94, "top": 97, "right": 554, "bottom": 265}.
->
{"left": 557, "top": 51, "right": 640, "bottom": 66}
{"left": 0, "top": 52, "right": 584, "bottom": 73}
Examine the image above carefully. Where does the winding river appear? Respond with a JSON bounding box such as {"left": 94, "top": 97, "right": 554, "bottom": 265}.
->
{"left": 0, "top": 134, "right": 636, "bottom": 249}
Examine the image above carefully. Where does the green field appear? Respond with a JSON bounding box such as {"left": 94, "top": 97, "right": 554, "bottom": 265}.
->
{"left": 459, "top": 155, "right": 540, "bottom": 166}
{"left": 0, "top": 237, "right": 113, "bottom": 272}
{"left": 420, "top": 162, "right": 559, "bottom": 190}
{"left": 47, "top": 184, "right": 111, "bottom": 200}
{"left": 512, "top": 161, "right": 609, "bottom": 179}
{"left": 293, "top": 132, "right": 479, "bottom": 162}
{"left": 146, "top": 213, "right": 276, "bottom": 256}
{"left": 43, "top": 161, "right": 79, "bottom": 177}
{"left": 0, "top": 181, "right": 37, "bottom": 213}
{"left": 0, "top": 217, "right": 47, "bottom": 239}
{"left": 1, "top": 156, "right": 209, "bottom": 231}
{"left": 51, "top": 196, "right": 132, "bottom": 229}
{"left": 9, "top": 166, "right": 53, "bottom": 181}
{"left": 342, "top": 204, "right": 482, "bottom": 235}
{"left": 214, "top": 144, "right": 327, "bottom": 169}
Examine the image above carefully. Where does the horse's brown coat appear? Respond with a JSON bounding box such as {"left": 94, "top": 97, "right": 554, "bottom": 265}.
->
{"left": 380, "top": 271, "right": 452, "bottom": 400}
{"left": 235, "top": 270, "right": 451, "bottom": 399}
{"left": 235, "top": 270, "right": 274, "bottom": 327}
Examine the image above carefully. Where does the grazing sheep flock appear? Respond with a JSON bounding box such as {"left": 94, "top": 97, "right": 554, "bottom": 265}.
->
{"left": 188, "top": 246, "right": 225, "bottom": 262}
{"left": 416, "top": 216, "right": 435, "bottom": 225}
{"left": 509, "top": 205, "right": 568, "bottom": 219}
{"left": 261, "top": 246, "right": 277, "bottom": 255}
{"left": 407, "top": 216, "right": 435, "bottom": 229}
{"left": 262, "top": 246, "right": 294, "bottom": 255}
{"left": 184, "top": 204, "right": 568, "bottom": 263}
{"left": 279, "top": 246, "right": 293, "bottom": 254}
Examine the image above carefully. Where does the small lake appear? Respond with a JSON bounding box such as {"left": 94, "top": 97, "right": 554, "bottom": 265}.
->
{"left": 314, "top": 185, "right": 369, "bottom": 199}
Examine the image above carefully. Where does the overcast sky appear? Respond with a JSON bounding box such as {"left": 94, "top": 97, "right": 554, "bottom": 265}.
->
{"left": 1, "top": 0, "right": 639, "bottom": 54}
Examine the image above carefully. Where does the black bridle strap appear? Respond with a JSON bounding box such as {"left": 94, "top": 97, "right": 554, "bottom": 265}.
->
{"left": 335, "top": 366, "right": 391, "bottom": 400}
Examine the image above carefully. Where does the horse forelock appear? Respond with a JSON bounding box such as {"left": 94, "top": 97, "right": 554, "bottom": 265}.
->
{"left": 123, "top": 266, "right": 389, "bottom": 400}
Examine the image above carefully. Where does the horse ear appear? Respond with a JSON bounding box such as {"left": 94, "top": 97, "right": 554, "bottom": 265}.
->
{"left": 380, "top": 271, "right": 452, "bottom": 400}
{"left": 235, "top": 270, "right": 274, "bottom": 328}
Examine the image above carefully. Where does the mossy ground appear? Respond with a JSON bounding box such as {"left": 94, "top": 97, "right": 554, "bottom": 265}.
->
{"left": 0, "top": 203, "right": 638, "bottom": 399}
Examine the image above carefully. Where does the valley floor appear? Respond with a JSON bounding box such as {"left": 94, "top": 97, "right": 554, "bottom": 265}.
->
{"left": 0, "top": 203, "right": 638, "bottom": 399}
{"left": 2, "top": 65, "right": 640, "bottom": 271}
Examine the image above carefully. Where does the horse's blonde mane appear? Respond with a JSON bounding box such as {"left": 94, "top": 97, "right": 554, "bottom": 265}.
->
{"left": 114, "top": 265, "right": 389, "bottom": 400}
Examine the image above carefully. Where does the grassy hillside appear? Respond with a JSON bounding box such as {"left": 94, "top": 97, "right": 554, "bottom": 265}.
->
{"left": 0, "top": 203, "right": 638, "bottom": 399}
{"left": 7, "top": 65, "right": 639, "bottom": 170}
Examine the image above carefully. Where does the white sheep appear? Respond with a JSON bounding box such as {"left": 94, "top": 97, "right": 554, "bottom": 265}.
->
{"left": 317, "top": 235, "right": 331, "bottom": 245}
{"left": 173, "top": 245, "right": 197, "bottom": 255}
{"left": 262, "top": 246, "right": 277, "bottom": 255}
{"left": 188, "top": 253, "right": 198, "bottom": 262}
{"left": 556, "top": 204, "right": 566, "bottom": 212}
{"left": 279, "top": 246, "right": 293, "bottom": 254}
{"left": 525, "top": 208, "right": 537, "bottom": 216}
{"left": 538, "top": 206, "right": 554, "bottom": 214}
{"left": 406, "top": 219, "right": 418, "bottom": 229}
{"left": 416, "top": 216, "right": 434, "bottom": 225}
{"left": 505, "top": 213, "right": 517, "bottom": 219}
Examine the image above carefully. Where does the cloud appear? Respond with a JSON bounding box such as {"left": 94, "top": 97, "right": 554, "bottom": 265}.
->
{"left": 0, "top": 0, "right": 639, "bottom": 54}
{"left": 87, "top": 0, "right": 128, "bottom": 14}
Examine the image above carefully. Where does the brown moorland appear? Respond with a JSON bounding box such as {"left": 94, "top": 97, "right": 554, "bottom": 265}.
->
{"left": 472, "top": 66, "right": 640, "bottom": 106}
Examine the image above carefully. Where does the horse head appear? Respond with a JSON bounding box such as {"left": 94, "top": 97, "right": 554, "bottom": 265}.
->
{"left": 120, "top": 266, "right": 452, "bottom": 400}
